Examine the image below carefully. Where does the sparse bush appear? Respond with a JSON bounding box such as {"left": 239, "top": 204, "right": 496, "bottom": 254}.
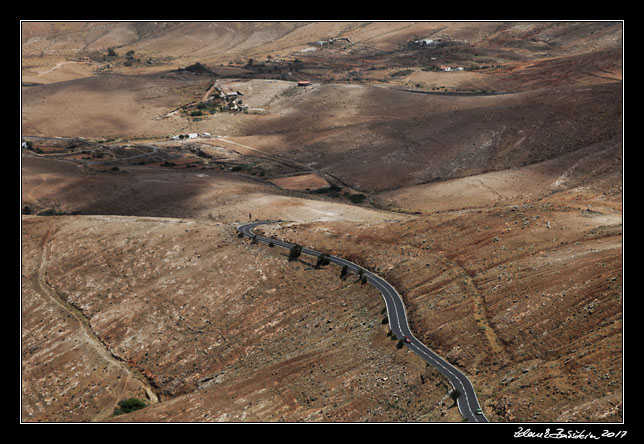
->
{"left": 288, "top": 244, "right": 302, "bottom": 262}
{"left": 113, "top": 398, "right": 147, "bottom": 416}
{"left": 450, "top": 389, "right": 462, "bottom": 406}
{"left": 315, "top": 253, "right": 331, "bottom": 269}
{"left": 396, "top": 339, "right": 404, "bottom": 349}
{"left": 38, "top": 208, "right": 61, "bottom": 216}
{"left": 348, "top": 193, "right": 366, "bottom": 204}
{"left": 184, "top": 62, "right": 211, "bottom": 74}
{"left": 340, "top": 264, "right": 348, "bottom": 278}
{"left": 190, "top": 110, "right": 203, "bottom": 117}
{"left": 311, "top": 184, "right": 342, "bottom": 195}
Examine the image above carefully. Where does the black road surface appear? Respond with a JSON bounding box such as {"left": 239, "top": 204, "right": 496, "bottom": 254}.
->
{"left": 238, "top": 220, "right": 489, "bottom": 423}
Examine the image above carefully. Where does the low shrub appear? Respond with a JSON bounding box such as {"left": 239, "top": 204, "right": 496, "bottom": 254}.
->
{"left": 288, "top": 244, "right": 302, "bottom": 261}
{"left": 113, "top": 398, "right": 147, "bottom": 416}
{"left": 311, "top": 184, "right": 342, "bottom": 194}
{"left": 347, "top": 193, "right": 366, "bottom": 203}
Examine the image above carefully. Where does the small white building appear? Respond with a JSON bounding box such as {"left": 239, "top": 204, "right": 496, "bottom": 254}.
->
{"left": 219, "top": 87, "right": 240, "bottom": 100}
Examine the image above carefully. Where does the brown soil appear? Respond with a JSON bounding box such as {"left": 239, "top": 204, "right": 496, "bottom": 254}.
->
{"left": 256, "top": 185, "right": 622, "bottom": 422}
{"left": 22, "top": 214, "right": 461, "bottom": 422}
{"left": 21, "top": 21, "right": 622, "bottom": 423}
{"left": 270, "top": 174, "right": 330, "bottom": 191}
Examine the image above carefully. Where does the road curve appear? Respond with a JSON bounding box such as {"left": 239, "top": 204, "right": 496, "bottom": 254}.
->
{"left": 237, "top": 220, "right": 489, "bottom": 423}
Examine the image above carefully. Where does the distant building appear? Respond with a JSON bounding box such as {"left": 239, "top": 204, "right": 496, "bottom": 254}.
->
{"left": 218, "top": 87, "right": 241, "bottom": 100}
{"left": 297, "top": 81, "right": 312, "bottom": 87}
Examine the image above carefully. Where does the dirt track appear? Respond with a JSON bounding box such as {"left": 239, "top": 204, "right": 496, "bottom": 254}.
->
{"left": 21, "top": 21, "right": 622, "bottom": 423}
{"left": 35, "top": 226, "right": 159, "bottom": 420}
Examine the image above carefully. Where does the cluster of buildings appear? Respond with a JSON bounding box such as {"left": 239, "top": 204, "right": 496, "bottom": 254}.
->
{"left": 206, "top": 86, "right": 248, "bottom": 112}
{"left": 170, "top": 133, "right": 211, "bottom": 140}
{"left": 413, "top": 38, "right": 435, "bottom": 45}
{"left": 439, "top": 66, "right": 465, "bottom": 72}
{"left": 315, "top": 37, "right": 353, "bottom": 46}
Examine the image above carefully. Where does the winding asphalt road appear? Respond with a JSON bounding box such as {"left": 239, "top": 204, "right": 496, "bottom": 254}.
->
{"left": 238, "top": 220, "right": 489, "bottom": 423}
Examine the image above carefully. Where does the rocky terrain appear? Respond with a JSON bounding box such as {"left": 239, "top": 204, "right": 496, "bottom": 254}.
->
{"left": 21, "top": 21, "right": 622, "bottom": 423}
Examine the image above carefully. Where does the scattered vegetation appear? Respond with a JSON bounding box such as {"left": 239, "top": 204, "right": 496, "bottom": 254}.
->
{"left": 182, "top": 62, "right": 213, "bottom": 74}
{"left": 311, "top": 184, "right": 342, "bottom": 195}
{"left": 310, "top": 184, "right": 367, "bottom": 204}
{"left": 347, "top": 193, "right": 366, "bottom": 204}
{"left": 288, "top": 244, "right": 302, "bottom": 261}
{"left": 450, "top": 389, "right": 462, "bottom": 406}
{"left": 113, "top": 398, "right": 148, "bottom": 416}
{"left": 230, "top": 163, "right": 266, "bottom": 176}
{"left": 315, "top": 253, "right": 331, "bottom": 269}
{"left": 37, "top": 208, "right": 70, "bottom": 216}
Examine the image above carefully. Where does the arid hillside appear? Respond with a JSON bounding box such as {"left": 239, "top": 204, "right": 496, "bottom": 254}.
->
{"left": 255, "top": 185, "right": 622, "bottom": 422}
{"left": 22, "top": 22, "right": 622, "bottom": 192}
{"left": 22, "top": 214, "right": 462, "bottom": 422}
{"left": 22, "top": 21, "right": 622, "bottom": 423}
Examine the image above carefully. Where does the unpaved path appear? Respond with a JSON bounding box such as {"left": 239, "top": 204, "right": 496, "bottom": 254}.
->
{"left": 37, "top": 227, "right": 159, "bottom": 421}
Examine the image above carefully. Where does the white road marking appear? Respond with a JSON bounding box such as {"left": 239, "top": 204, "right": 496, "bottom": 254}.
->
{"left": 238, "top": 221, "right": 488, "bottom": 422}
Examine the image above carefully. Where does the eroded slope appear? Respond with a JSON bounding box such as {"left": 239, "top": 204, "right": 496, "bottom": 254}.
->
{"left": 22, "top": 215, "right": 462, "bottom": 422}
